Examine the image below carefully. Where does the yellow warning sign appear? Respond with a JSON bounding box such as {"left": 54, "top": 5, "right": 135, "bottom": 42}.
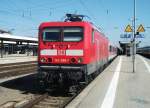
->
{"left": 125, "top": 25, "right": 132, "bottom": 32}
{"left": 137, "top": 24, "right": 145, "bottom": 32}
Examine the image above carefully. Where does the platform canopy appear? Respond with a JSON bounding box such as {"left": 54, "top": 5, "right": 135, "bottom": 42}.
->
{"left": 0, "top": 33, "right": 38, "bottom": 43}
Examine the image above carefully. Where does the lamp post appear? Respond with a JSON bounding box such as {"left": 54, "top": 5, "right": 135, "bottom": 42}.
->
{"left": 132, "top": 0, "right": 136, "bottom": 73}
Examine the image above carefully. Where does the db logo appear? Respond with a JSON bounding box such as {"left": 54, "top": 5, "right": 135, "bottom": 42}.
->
{"left": 57, "top": 50, "right": 66, "bottom": 55}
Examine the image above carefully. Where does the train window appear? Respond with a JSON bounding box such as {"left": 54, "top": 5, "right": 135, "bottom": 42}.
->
{"left": 63, "top": 27, "right": 83, "bottom": 42}
{"left": 43, "top": 28, "right": 61, "bottom": 41}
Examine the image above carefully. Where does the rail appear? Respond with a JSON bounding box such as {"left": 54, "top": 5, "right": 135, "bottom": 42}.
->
{"left": 0, "top": 61, "right": 37, "bottom": 78}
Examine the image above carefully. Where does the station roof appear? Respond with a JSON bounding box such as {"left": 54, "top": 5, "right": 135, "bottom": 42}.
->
{"left": 0, "top": 33, "right": 38, "bottom": 43}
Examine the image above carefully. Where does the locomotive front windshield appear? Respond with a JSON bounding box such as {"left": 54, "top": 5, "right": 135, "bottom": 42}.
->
{"left": 42, "top": 27, "right": 83, "bottom": 42}
{"left": 43, "top": 28, "right": 61, "bottom": 41}
{"left": 63, "top": 27, "right": 83, "bottom": 42}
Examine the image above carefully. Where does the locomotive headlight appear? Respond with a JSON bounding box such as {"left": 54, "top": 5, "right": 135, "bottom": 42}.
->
{"left": 40, "top": 58, "right": 46, "bottom": 63}
{"left": 78, "top": 57, "right": 83, "bottom": 63}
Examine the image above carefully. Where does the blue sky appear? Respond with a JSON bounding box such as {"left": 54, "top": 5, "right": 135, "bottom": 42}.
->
{"left": 0, "top": 0, "right": 149, "bottom": 47}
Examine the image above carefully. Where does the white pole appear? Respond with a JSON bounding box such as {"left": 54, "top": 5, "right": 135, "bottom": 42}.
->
{"left": 133, "top": 0, "right": 136, "bottom": 73}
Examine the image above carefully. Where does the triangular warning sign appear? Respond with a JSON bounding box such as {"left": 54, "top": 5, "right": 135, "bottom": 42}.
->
{"left": 137, "top": 24, "right": 145, "bottom": 32}
{"left": 125, "top": 25, "right": 132, "bottom": 32}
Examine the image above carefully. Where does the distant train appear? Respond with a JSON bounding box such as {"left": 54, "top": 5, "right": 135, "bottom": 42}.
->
{"left": 137, "top": 46, "right": 150, "bottom": 58}
{"left": 37, "top": 14, "right": 119, "bottom": 91}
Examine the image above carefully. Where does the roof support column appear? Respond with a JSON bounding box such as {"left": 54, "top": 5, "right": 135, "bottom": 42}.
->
{"left": 1, "top": 39, "right": 3, "bottom": 58}
{"left": 27, "top": 42, "right": 29, "bottom": 56}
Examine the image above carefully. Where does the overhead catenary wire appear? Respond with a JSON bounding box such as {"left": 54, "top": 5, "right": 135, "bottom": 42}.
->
{"left": 1, "top": 1, "right": 76, "bottom": 23}
{"left": 0, "top": 0, "right": 106, "bottom": 37}
{"left": 79, "top": 0, "right": 105, "bottom": 34}
{"left": 0, "top": 0, "right": 75, "bottom": 34}
{"left": 79, "top": 0, "right": 97, "bottom": 21}
{"left": 1, "top": 0, "right": 76, "bottom": 18}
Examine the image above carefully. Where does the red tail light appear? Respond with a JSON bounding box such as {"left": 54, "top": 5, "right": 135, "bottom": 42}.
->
{"left": 48, "top": 58, "right": 52, "bottom": 62}
{"left": 70, "top": 58, "right": 76, "bottom": 63}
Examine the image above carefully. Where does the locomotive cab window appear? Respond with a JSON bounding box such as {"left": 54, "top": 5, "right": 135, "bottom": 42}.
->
{"left": 63, "top": 27, "right": 83, "bottom": 42}
{"left": 43, "top": 28, "right": 61, "bottom": 41}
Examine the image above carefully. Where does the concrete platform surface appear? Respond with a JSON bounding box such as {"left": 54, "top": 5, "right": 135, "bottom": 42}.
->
{"left": 0, "top": 56, "right": 37, "bottom": 64}
{"left": 66, "top": 55, "right": 150, "bottom": 108}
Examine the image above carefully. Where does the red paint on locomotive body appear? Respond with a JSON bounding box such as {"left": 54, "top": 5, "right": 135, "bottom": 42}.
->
{"left": 37, "top": 20, "right": 119, "bottom": 90}
{"left": 38, "top": 21, "right": 109, "bottom": 65}
{"left": 37, "top": 13, "right": 121, "bottom": 91}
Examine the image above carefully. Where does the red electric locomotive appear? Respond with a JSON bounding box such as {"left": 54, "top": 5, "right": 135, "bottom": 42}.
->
{"left": 38, "top": 14, "right": 109, "bottom": 90}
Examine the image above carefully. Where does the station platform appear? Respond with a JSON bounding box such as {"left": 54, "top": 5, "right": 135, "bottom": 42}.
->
{"left": 66, "top": 55, "right": 150, "bottom": 108}
{"left": 0, "top": 55, "right": 37, "bottom": 64}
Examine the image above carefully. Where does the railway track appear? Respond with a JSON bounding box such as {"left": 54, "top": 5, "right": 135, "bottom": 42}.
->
{"left": 0, "top": 61, "right": 37, "bottom": 78}
{"left": 22, "top": 93, "right": 74, "bottom": 108}
{"left": 0, "top": 92, "right": 75, "bottom": 108}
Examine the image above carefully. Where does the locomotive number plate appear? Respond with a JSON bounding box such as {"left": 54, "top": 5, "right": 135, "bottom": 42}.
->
{"left": 54, "top": 58, "right": 69, "bottom": 63}
{"left": 57, "top": 50, "right": 66, "bottom": 55}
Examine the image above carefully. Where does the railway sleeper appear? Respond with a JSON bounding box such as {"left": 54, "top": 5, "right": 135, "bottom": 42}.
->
{"left": 38, "top": 101, "right": 63, "bottom": 107}
{"left": 33, "top": 105, "right": 57, "bottom": 108}
{"left": 43, "top": 99, "right": 59, "bottom": 103}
